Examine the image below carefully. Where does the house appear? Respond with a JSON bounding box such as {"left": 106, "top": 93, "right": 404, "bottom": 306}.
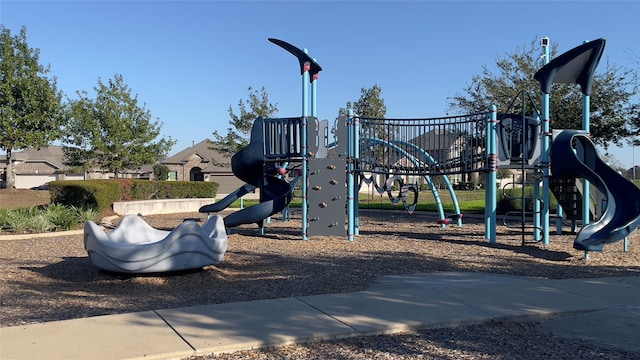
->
{"left": 159, "top": 139, "right": 243, "bottom": 195}
{"left": 0, "top": 146, "right": 86, "bottom": 189}
{"left": 0, "top": 140, "right": 244, "bottom": 194}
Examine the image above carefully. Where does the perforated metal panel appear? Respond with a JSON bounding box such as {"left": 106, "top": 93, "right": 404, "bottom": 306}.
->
{"left": 307, "top": 158, "right": 346, "bottom": 236}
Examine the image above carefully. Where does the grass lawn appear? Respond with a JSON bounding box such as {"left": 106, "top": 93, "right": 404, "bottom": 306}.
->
{"left": 224, "top": 190, "right": 487, "bottom": 213}
{"left": 0, "top": 189, "right": 51, "bottom": 209}
{"left": 3, "top": 181, "right": 638, "bottom": 214}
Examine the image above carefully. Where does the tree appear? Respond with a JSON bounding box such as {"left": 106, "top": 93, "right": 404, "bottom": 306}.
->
{"left": 153, "top": 163, "right": 170, "bottom": 181}
{"left": 629, "top": 102, "right": 640, "bottom": 147}
{"left": 63, "top": 74, "right": 175, "bottom": 178}
{"left": 339, "top": 84, "right": 387, "bottom": 118}
{"left": 447, "top": 38, "right": 639, "bottom": 148}
{"left": 340, "top": 84, "right": 388, "bottom": 169}
{"left": 0, "top": 26, "right": 65, "bottom": 188}
{"left": 625, "top": 50, "right": 640, "bottom": 148}
{"left": 210, "top": 86, "right": 278, "bottom": 161}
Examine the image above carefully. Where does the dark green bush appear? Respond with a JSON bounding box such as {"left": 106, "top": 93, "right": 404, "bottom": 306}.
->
{"left": 49, "top": 180, "right": 122, "bottom": 214}
{"left": 127, "top": 181, "right": 218, "bottom": 199}
{"left": 498, "top": 186, "right": 558, "bottom": 214}
{"left": 49, "top": 180, "right": 218, "bottom": 214}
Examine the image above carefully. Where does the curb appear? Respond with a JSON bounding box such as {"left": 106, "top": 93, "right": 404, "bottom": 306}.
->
{"left": 0, "top": 229, "right": 84, "bottom": 241}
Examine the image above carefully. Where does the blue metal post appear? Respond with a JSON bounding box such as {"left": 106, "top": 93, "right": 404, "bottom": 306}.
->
{"left": 534, "top": 182, "right": 541, "bottom": 240}
{"left": 485, "top": 106, "right": 497, "bottom": 243}
{"left": 541, "top": 38, "right": 551, "bottom": 246}
{"left": 311, "top": 68, "right": 318, "bottom": 117}
{"left": 347, "top": 110, "right": 356, "bottom": 241}
{"left": 354, "top": 114, "right": 360, "bottom": 236}
{"left": 302, "top": 56, "right": 310, "bottom": 240}
{"left": 582, "top": 94, "right": 590, "bottom": 229}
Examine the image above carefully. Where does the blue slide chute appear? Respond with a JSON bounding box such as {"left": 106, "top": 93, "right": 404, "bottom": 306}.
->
{"left": 551, "top": 130, "right": 640, "bottom": 251}
{"left": 200, "top": 117, "right": 293, "bottom": 229}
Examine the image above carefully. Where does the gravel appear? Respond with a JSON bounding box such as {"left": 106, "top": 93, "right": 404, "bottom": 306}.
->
{"left": 1, "top": 209, "right": 639, "bottom": 359}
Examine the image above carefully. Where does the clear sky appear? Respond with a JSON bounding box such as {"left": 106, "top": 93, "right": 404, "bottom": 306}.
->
{"left": 1, "top": 1, "right": 639, "bottom": 167}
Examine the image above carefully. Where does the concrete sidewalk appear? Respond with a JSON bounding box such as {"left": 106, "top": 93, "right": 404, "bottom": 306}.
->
{"left": 2, "top": 272, "right": 639, "bottom": 360}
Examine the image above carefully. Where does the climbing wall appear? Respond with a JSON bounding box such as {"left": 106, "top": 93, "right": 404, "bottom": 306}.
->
{"left": 306, "top": 118, "right": 347, "bottom": 237}
{"left": 307, "top": 158, "right": 346, "bottom": 236}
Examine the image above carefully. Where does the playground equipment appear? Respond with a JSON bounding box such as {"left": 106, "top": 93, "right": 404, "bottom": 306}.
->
{"left": 345, "top": 112, "right": 487, "bottom": 239}
{"left": 499, "top": 37, "right": 640, "bottom": 253}
{"left": 199, "top": 39, "right": 325, "bottom": 238}
{"left": 199, "top": 116, "right": 295, "bottom": 233}
{"left": 199, "top": 37, "right": 639, "bottom": 255}
{"left": 536, "top": 38, "right": 640, "bottom": 253}
{"left": 84, "top": 214, "right": 227, "bottom": 273}
{"left": 551, "top": 129, "right": 640, "bottom": 251}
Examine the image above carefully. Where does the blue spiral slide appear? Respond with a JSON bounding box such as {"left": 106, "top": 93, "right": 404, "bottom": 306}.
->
{"left": 200, "top": 117, "right": 293, "bottom": 229}
{"left": 551, "top": 130, "right": 640, "bottom": 251}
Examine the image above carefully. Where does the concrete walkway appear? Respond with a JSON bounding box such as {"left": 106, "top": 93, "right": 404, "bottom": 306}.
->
{"left": 2, "top": 272, "right": 640, "bottom": 360}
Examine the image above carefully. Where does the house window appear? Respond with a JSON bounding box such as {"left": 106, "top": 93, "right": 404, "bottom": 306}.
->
{"left": 168, "top": 171, "right": 178, "bottom": 181}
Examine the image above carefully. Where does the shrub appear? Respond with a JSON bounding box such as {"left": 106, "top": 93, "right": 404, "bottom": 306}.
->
{"left": 497, "top": 186, "right": 558, "bottom": 214}
{"left": 50, "top": 180, "right": 122, "bottom": 214}
{"left": 27, "top": 214, "right": 55, "bottom": 233}
{"left": 50, "top": 180, "right": 219, "bottom": 215}
{"left": 0, "top": 208, "right": 12, "bottom": 230}
{"left": 3, "top": 211, "right": 29, "bottom": 233}
{"left": 73, "top": 206, "right": 101, "bottom": 223}
{"left": 45, "top": 204, "right": 79, "bottom": 231}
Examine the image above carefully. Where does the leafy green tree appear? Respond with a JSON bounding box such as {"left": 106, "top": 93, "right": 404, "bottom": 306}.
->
{"left": 340, "top": 84, "right": 388, "bottom": 168}
{"left": 210, "top": 86, "right": 278, "bottom": 162}
{"left": 63, "top": 74, "right": 175, "bottom": 178}
{"left": 153, "top": 163, "right": 170, "bottom": 181}
{"left": 0, "top": 26, "right": 65, "bottom": 188}
{"left": 626, "top": 51, "right": 640, "bottom": 148}
{"left": 629, "top": 102, "right": 640, "bottom": 147}
{"left": 447, "top": 38, "right": 639, "bottom": 148}
{"left": 497, "top": 167, "right": 512, "bottom": 181}
{"left": 339, "top": 84, "right": 387, "bottom": 118}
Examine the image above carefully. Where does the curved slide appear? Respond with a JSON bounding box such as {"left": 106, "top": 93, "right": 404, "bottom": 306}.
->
{"left": 551, "top": 130, "right": 640, "bottom": 251}
{"left": 222, "top": 175, "right": 292, "bottom": 228}
{"left": 200, "top": 117, "right": 293, "bottom": 228}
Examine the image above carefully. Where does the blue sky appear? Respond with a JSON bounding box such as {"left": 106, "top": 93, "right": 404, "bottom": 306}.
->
{"left": 1, "top": 1, "right": 639, "bottom": 167}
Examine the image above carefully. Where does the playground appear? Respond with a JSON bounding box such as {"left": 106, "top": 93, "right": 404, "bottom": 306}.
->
{"left": 3, "top": 37, "right": 640, "bottom": 358}
{"left": 1, "top": 210, "right": 640, "bottom": 358}
{"left": 2, "top": 209, "right": 639, "bottom": 327}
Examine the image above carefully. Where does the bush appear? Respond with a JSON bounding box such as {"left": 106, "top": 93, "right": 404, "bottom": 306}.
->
{"left": 0, "top": 203, "right": 101, "bottom": 234}
{"left": 50, "top": 180, "right": 219, "bottom": 214}
{"left": 45, "top": 203, "right": 79, "bottom": 231}
{"left": 498, "top": 186, "right": 558, "bottom": 214}
{"left": 49, "top": 180, "right": 121, "bottom": 214}
{"left": 27, "top": 214, "right": 55, "bottom": 233}
{"left": 5, "top": 214, "right": 29, "bottom": 233}
{"left": 73, "top": 206, "right": 101, "bottom": 223}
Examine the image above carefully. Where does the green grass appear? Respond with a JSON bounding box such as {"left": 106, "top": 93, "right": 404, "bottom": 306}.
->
{"left": 219, "top": 190, "right": 487, "bottom": 213}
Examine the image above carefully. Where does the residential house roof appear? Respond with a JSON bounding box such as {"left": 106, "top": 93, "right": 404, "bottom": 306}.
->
{"left": 161, "top": 139, "right": 232, "bottom": 173}
{"left": 0, "top": 146, "right": 68, "bottom": 171}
